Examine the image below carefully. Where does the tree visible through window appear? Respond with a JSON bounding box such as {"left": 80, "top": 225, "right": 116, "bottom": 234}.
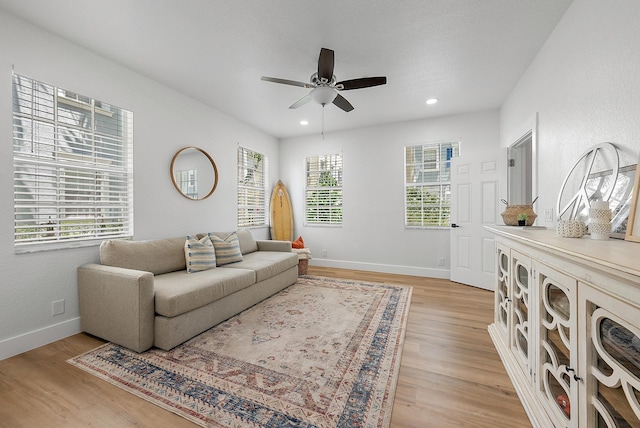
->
{"left": 237, "top": 146, "right": 268, "bottom": 227}
{"left": 305, "top": 154, "right": 343, "bottom": 225}
{"left": 404, "top": 142, "right": 459, "bottom": 227}
{"left": 12, "top": 74, "right": 133, "bottom": 250}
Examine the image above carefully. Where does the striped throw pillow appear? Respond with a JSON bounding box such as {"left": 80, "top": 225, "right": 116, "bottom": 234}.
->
{"left": 210, "top": 232, "right": 243, "bottom": 266}
{"left": 184, "top": 235, "right": 216, "bottom": 273}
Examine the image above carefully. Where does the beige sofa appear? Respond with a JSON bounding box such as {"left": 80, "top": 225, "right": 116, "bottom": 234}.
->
{"left": 77, "top": 230, "right": 298, "bottom": 352}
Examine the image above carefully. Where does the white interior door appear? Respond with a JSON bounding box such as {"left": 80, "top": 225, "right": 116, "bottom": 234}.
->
{"left": 450, "top": 151, "right": 503, "bottom": 290}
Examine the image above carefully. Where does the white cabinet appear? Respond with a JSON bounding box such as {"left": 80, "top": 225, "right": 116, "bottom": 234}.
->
{"left": 535, "top": 262, "right": 578, "bottom": 427}
{"left": 487, "top": 226, "right": 640, "bottom": 428}
{"left": 512, "top": 250, "right": 533, "bottom": 379}
{"left": 494, "top": 243, "right": 511, "bottom": 343}
{"left": 493, "top": 245, "right": 534, "bottom": 384}
{"left": 579, "top": 285, "right": 640, "bottom": 427}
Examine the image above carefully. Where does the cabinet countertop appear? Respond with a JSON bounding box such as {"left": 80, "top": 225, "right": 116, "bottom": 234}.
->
{"left": 486, "top": 225, "right": 640, "bottom": 280}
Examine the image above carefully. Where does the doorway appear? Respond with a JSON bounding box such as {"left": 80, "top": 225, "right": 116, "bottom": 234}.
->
{"left": 507, "top": 131, "right": 533, "bottom": 205}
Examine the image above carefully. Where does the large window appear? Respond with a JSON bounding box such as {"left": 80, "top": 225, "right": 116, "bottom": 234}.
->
{"left": 237, "top": 146, "right": 268, "bottom": 227}
{"left": 404, "top": 142, "right": 459, "bottom": 228}
{"left": 305, "top": 153, "right": 343, "bottom": 225}
{"left": 13, "top": 74, "right": 133, "bottom": 251}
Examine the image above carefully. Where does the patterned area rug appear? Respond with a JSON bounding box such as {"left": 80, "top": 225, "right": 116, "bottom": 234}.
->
{"left": 68, "top": 276, "right": 412, "bottom": 427}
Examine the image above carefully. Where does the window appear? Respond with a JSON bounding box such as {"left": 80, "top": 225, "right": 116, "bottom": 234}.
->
{"left": 404, "top": 142, "right": 459, "bottom": 228}
{"left": 237, "top": 146, "right": 268, "bottom": 227}
{"left": 305, "top": 153, "right": 343, "bottom": 225}
{"left": 13, "top": 74, "right": 133, "bottom": 251}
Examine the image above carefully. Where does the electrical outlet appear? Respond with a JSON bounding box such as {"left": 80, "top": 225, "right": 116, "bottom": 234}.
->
{"left": 52, "top": 299, "right": 65, "bottom": 316}
{"left": 544, "top": 208, "right": 553, "bottom": 221}
{"left": 322, "top": 249, "right": 328, "bottom": 257}
{"left": 437, "top": 257, "right": 445, "bottom": 266}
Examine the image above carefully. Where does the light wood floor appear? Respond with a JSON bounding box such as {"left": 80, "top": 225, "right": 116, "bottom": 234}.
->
{"left": 0, "top": 267, "right": 530, "bottom": 427}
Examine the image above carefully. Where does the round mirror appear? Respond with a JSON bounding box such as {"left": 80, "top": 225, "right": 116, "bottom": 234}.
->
{"left": 170, "top": 147, "right": 218, "bottom": 200}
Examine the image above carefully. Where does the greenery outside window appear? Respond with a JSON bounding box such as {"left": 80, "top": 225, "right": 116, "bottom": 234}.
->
{"left": 237, "top": 146, "right": 268, "bottom": 227}
{"left": 13, "top": 74, "right": 134, "bottom": 252}
{"left": 305, "top": 153, "right": 343, "bottom": 225}
{"left": 404, "top": 142, "right": 460, "bottom": 228}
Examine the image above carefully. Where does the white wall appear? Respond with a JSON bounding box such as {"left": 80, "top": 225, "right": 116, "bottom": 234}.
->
{"left": 501, "top": 0, "right": 640, "bottom": 222}
{"left": 279, "top": 110, "right": 500, "bottom": 277}
{"left": 0, "top": 11, "right": 279, "bottom": 360}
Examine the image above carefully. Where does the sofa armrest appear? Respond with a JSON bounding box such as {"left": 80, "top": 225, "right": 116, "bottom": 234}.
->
{"left": 256, "top": 240, "right": 292, "bottom": 252}
{"left": 77, "top": 263, "right": 155, "bottom": 352}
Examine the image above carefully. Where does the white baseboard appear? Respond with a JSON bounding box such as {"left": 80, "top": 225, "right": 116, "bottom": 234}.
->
{"left": 0, "top": 317, "right": 81, "bottom": 361}
{"left": 309, "top": 259, "right": 450, "bottom": 279}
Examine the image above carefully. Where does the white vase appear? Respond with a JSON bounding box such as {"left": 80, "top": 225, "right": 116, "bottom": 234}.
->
{"left": 589, "top": 200, "right": 611, "bottom": 240}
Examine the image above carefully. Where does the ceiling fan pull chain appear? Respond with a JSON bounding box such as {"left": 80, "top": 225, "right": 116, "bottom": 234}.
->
{"left": 322, "top": 106, "right": 325, "bottom": 140}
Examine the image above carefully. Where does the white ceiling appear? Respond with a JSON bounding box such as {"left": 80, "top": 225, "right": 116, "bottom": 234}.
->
{"left": 0, "top": 0, "right": 573, "bottom": 139}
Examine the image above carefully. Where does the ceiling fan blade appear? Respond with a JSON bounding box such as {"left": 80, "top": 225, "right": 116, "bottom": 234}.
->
{"left": 289, "top": 94, "right": 312, "bottom": 109}
{"left": 333, "top": 93, "right": 354, "bottom": 112}
{"left": 317, "top": 48, "right": 335, "bottom": 82}
{"left": 261, "top": 76, "right": 313, "bottom": 88}
{"left": 338, "top": 76, "right": 387, "bottom": 90}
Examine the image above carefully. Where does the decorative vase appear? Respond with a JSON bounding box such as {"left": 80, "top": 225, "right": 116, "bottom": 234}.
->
{"left": 589, "top": 200, "right": 611, "bottom": 240}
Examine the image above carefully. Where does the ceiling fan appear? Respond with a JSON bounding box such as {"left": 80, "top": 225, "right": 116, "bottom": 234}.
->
{"left": 261, "top": 48, "right": 386, "bottom": 112}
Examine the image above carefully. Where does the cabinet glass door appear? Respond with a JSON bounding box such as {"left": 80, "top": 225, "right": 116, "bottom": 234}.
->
{"left": 588, "top": 307, "right": 640, "bottom": 427}
{"left": 495, "top": 244, "right": 510, "bottom": 339}
{"left": 511, "top": 251, "right": 531, "bottom": 378}
{"left": 538, "top": 266, "right": 577, "bottom": 427}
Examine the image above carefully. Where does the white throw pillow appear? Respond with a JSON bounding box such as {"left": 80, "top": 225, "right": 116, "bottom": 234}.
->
{"left": 184, "top": 235, "right": 216, "bottom": 273}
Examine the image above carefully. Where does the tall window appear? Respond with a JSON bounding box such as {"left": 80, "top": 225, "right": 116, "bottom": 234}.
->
{"left": 305, "top": 153, "right": 343, "bottom": 225}
{"left": 404, "top": 142, "right": 459, "bottom": 227}
{"left": 13, "top": 74, "right": 133, "bottom": 251}
{"left": 237, "top": 146, "right": 268, "bottom": 227}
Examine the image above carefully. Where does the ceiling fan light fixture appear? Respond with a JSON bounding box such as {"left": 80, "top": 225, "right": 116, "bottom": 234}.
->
{"left": 426, "top": 98, "right": 439, "bottom": 105}
{"left": 311, "top": 86, "right": 338, "bottom": 106}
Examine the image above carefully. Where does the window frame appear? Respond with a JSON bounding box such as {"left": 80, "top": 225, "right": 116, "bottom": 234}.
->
{"left": 304, "top": 153, "right": 343, "bottom": 226}
{"left": 237, "top": 146, "right": 268, "bottom": 228}
{"left": 404, "top": 141, "right": 460, "bottom": 229}
{"left": 12, "top": 73, "right": 134, "bottom": 253}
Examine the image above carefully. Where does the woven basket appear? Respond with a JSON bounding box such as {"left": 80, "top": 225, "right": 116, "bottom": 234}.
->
{"left": 298, "top": 259, "right": 309, "bottom": 276}
{"left": 500, "top": 204, "right": 537, "bottom": 226}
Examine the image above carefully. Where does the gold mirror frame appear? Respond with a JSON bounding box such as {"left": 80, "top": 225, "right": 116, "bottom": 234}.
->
{"left": 170, "top": 146, "right": 219, "bottom": 200}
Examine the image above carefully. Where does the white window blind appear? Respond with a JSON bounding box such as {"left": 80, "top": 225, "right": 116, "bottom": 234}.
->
{"left": 305, "top": 153, "right": 343, "bottom": 225}
{"left": 13, "top": 74, "right": 134, "bottom": 251}
{"left": 404, "top": 142, "right": 459, "bottom": 228}
{"left": 237, "top": 146, "right": 268, "bottom": 227}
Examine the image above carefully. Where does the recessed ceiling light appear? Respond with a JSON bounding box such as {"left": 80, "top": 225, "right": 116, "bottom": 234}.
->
{"left": 426, "top": 98, "right": 438, "bottom": 105}
{"left": 300, "top": 120, "right": 309, "bottom": 125}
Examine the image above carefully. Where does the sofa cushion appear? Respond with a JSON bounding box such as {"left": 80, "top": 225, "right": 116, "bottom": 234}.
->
{"left": 222, "top": 251, "right": 298, "bottom": 282}
{"left": 153, "top": 267, "right": 256, "bottom": 318}
{"left": 210, "top": 232, "right": 244, "bottom": 266}
{"left": 184, "top": 235, "right": 216, "bottom": 273}
{"left": 100, "top": 237, "right": 186, "bottom": 275}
